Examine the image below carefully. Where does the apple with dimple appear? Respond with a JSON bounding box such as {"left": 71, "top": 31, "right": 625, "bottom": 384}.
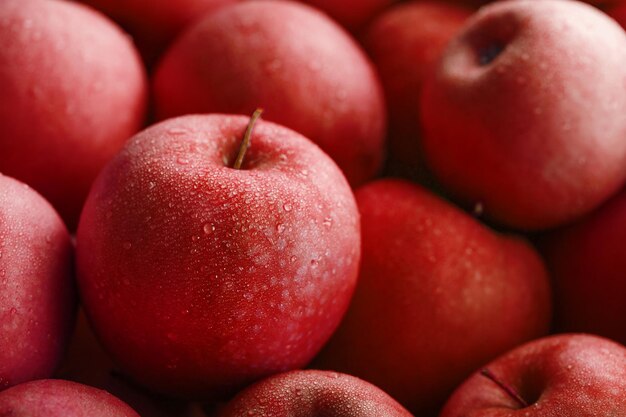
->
{"left": 76, "top": 113, "right": 360, "bottom": 400}
{"left": 313, "top": 179, "right": 551, "bottom": 415}
{"left": 0, "top": 174, "right": 75, "bottom": 391}
{"left": 420, "top": 0, "right": 626, "bottom": 230}
{"left": 440, "top": 334, "right": 626, "bottom": 416}
{"left": 0, "top": 0, "right": 147, "bottom": 230}
{"left": 0, "top": 379, "right": 140, "bottom": 417}
{"left": 217, "top": 370, "right": 412, "bottom": 416}
{"left": 152, "top": 0, "right": 386, "bottom": 187}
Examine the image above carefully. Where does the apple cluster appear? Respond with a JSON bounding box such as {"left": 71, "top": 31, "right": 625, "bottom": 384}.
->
{"left": 1, "top": 0, "right": 626, "bottom": 416}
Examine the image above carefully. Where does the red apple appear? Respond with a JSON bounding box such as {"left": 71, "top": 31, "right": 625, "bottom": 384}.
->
{"left": 440, "top": 334, "right": 626, "bottom": 415}
{"left": 0, "top": 0, "right": 147, "bottom": 229}
{"left": 77, "top": 0, "right": 240, "bottom": 67}
{"left": 152, "top": 0, "right": 386, "bottom": 187}
{"left": 607, "top": 1, "right": 626, "bottom": 29}
{"left": 540, "top": 190, "right": 626, "bottom": 346}
{"left": 0, "top": 379, "right": 140, "bottom": 417}
{"left": 217, "top": 370, "right": 412, "bottom": 416}
{"left": 0, "top": 174, "right": 75, "bottom": 391}
{"left": 297, "top": 0, "right": 398, "bottom": 32}
{"left": 313, "top": 179, "right": 551, "bottom": 415}
{"left": 363, "top": 1, "right": 471, "bottom": 179}
{"left": 75, "top": 114, "right": 360, "bottom": 400}
{"left": 420, "top": 0, "right": 626, "bottom": 230}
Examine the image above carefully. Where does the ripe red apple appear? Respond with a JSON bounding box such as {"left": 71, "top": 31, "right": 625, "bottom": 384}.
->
{"left": 313, "top": 179, "right": 551, "bottom": 415}
{"left": 0, "top": 174, "right": 75, "bottom": 391}
{"left": 540, "top": 190, "right": 626, "bottom": 346}
{"left": 0, "top": 379, "right": 140, "bottom": 417}
{"left": 363, "top": 1, "right": 470, "bottom": 179}
{"left": 607, "top": 2, "right": 626, "bottom": 29}
{"left": 297, "top": 0, "right": 398, "bottom": 32}
{"left": 76, "top": 114, "right": 361, "bottom": 400}
{"left": 0, "top": 0, "right": 147, "bottom": 230}
{"left": 420, "top": 0, "right": 626, "bottom": 230}
{"left": 440, "top": 334, "right": 626, "bottom": 415}
{"left": 152, "top": 0, "right": 386, "bottom": 187}
{"left": 77, "top": 0, "right": 240, "bottom": 67}
{"left": 217, "top": 370, "right": 412, "bottom": 416}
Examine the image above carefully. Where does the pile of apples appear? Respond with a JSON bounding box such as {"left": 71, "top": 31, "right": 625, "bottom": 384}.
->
{"left": 1, "top": 0, "right": 626, "bottom": 415}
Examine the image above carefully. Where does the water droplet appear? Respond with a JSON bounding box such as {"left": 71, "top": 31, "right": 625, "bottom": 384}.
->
{"left": 243, "top": 292, "right": 253, "bottom": 301}
{"left": 122, "top": 242, "right": 132, "bottom": 250}
{"left": 278, "top": 154, "right": 287, "bottom": 163}
{"left": 276, "top": 224, "right": 285, "bottom": 233}
{"left": 290, "top": 256, "right": 297, "bottom": 263}
{"left": 9, "top": 308, "right": 16, "bottom": 315}
{"left": 203, "top": 223, "right": 215, "bottom": 234}
{"left": 177, "top": 157, "right": 189, "bottom": 165}
{"left": 167, "top": 127, "right": 188, "bottom": 136}
{"left": 283, "top": 203, "right": 292, "bottom": 212}
{"left": 323, "top": 218, "right": 332, "bottom": 227}
{"left": 148, "top": 181, "right": 156, "bottom": 189}
{"left": 0, "top": 270, "right": 6, "bottom": 277}
{"left": 310, "top": 259, "right": 319, "bottom": 268}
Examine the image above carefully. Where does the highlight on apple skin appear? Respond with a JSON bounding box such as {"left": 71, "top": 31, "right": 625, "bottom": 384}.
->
{"left": 420, "top": 0, "right": 626, "bottom": 230}
{"left": 75, "top": 114, "right": 361, "bottom": 400}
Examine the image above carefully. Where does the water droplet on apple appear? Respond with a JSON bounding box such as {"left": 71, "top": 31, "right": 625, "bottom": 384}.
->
{"left": 283, "top": 203, "right": 292, "bottom": 212}
{"left": 9, "top": 308, "right": 16, "bottom": 315}
{"left": 177, "top": 157, "right": 189, "bottom": 165}
{"left": 167, "top": 127, "right": 188, "bottom": 136}
{"left": 276, "top": 223, "right": 285, "bottom": 233}
{"left": 148, "top": 181, "right": 156, "bottom": 189}
{"left": 323, "top": 218, "right": 332, "bottom": 227}
{"left": 203, "top": 223, "right": 216, "bottom": 234}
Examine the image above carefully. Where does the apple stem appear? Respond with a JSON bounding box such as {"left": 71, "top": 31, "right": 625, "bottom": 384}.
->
{"left": 480, "top": 368, "right": 529, "bottom": 408}
{"left": 233, "top": 108, "right": 264, "bottom": 170}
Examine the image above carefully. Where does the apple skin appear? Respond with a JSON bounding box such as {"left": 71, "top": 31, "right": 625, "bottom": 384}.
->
{"left": 440, "top": 334, "right": 626, "bottom": 416}
{"left": 0, "top": 0, "right": 147, "bottom": 230}
{"left": 297, "top": 0, "right": 398, "bottom": 32}
{"left": 607, "top": 2, "right": 626, "bottom": 29}
{"left": 363, "top": 1, "right": 471, "bottom": 180}
{"left": 75, "top": 114, "right": 361, "bottom": 400}
{"left": 217, "top": 370, "right": 412, "bottom": 417}
{"left": 0, "top": 379, "right": 140, "bottom": 417}
{"left": 420, "top": 0, "right": 626, "bottom": 230}
{"left": 313, "top": 179, "right": 551, "bottom": 415}
{"left": 77, "top": 0, "right": 240, "bottom": 67}
{"left": 152, "top": 0, "right": 386, "bottom": 187}
{"left": 0, "top": 174, "right": 75, "bottom": 391}
{"left": 539, "top": 190, "right": 626, "bottom": 347}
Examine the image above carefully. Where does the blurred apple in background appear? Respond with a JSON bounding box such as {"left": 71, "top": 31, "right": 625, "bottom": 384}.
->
{"left": 217, "top": 370, "right": 412, "bottom": 416}
{"left": 297, "top": 0, "right": 398, "bottom": 33}
{"left": 540, "top": 190, "right": 626, "bottom": 346}
{"left": 313, "top": 179, "right": 551, "bottom": 415}
{"left": 0, "top": 174, "right": 75, "bottom": 391}
{"left": 153, "top": 0, "right": 386, "bottom": 187}
{"left": 363, "top": 1, "right": 471, "bottom": 181}
{"left": 420, "top": 0, "right": 626, "bottom": 230}
{"left": 607, "top": 1, "right": 626, "bottom": 28}
{"left": 0, "top": 0, "right": 147, "bottom": 230}
{"left": 76, "top": 0, "right": 240, "bottom": 67}
{"left": 0, "top": 379, "right": 140, "bottom": 417}
{"left": 440, "top": 334, "right": 626, "bottom": 416}
{"left": 76, "top": 114, "right": 360, "bottom": 401}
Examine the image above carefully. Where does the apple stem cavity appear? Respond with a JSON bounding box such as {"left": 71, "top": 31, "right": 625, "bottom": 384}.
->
{"left": 477, "top": 43, "right": 504, "bottom": 65}
{"left": 233, "top": 108, "right": 264, "bottom": 170}
{"left": 480, "top": 368, "right": 529, "bottom": 408}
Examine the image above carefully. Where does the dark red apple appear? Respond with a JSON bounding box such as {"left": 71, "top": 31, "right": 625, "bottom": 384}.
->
{"left": 313, "top": 179, "right": 551, "bottom": 415}
{"left": 363, "top": 1, "right": 471, "bottom": 179}
{"left": 420, "top": 0, "right": 626, "bottom": 230}
{"left": 540, "top": 190, "right": 626, "bottom": 346}
{"left": 76, "top": 114, "right": 360, "bottom": 400}
{"left": 0, "top": 0, "right": 147, "bottom": 229}
{"left": 607, "top": 1, "right": 626, "bottom": 29}
{"left": 217, "top": 370, "right": 412, "bottom": 416}
{"left": 152, "top": 0, "right": 386, "bottom": 187}
{"left": 77, "top": 0, "right": 240, "bottom": 67}
{"left": 0, "top": 174, "right": 75, "bottom": 391}
{"left": 0, "top": 379, "right": 140, "bottom": 417}
{"left": 297, "top": 0, "right": 398, "bottom": 32}
{"left": 440, "top": 334, "right": 626, "bottom": 416}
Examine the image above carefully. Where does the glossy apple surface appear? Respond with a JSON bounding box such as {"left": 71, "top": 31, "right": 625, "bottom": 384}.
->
{"left": 76, "top": 114, "right": 360, "bottom": 400}
{"left": 314, "top": 179, "right": 551, "bottom": 415}
{"left": 540, "top": 190, "right": 626, "bottom": 346}
{"left": 0, "top": 379, "right": 140, "bottom": 417}
{"left": 440, "top": 334, "right": 626, "bottom": 416}
{"left": 218, "top": 370, "right": 412, "bottom": 416}
{"left": 420, "top": 0, "right": 626, "bottom": 230}
{"left": 0, "top": 0, "right": 147, "bottom": 229}
{"left": 153, "top": 0, "right": 386, "bottom": 187}
{"left": 0, "top": 174, "right": 75, "bottom": 391}
{"left": 363, "top": 1, "right": 470, "bottom": 180}
{"left": 78, "top": 0, "right": 239, "bottom": 66}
